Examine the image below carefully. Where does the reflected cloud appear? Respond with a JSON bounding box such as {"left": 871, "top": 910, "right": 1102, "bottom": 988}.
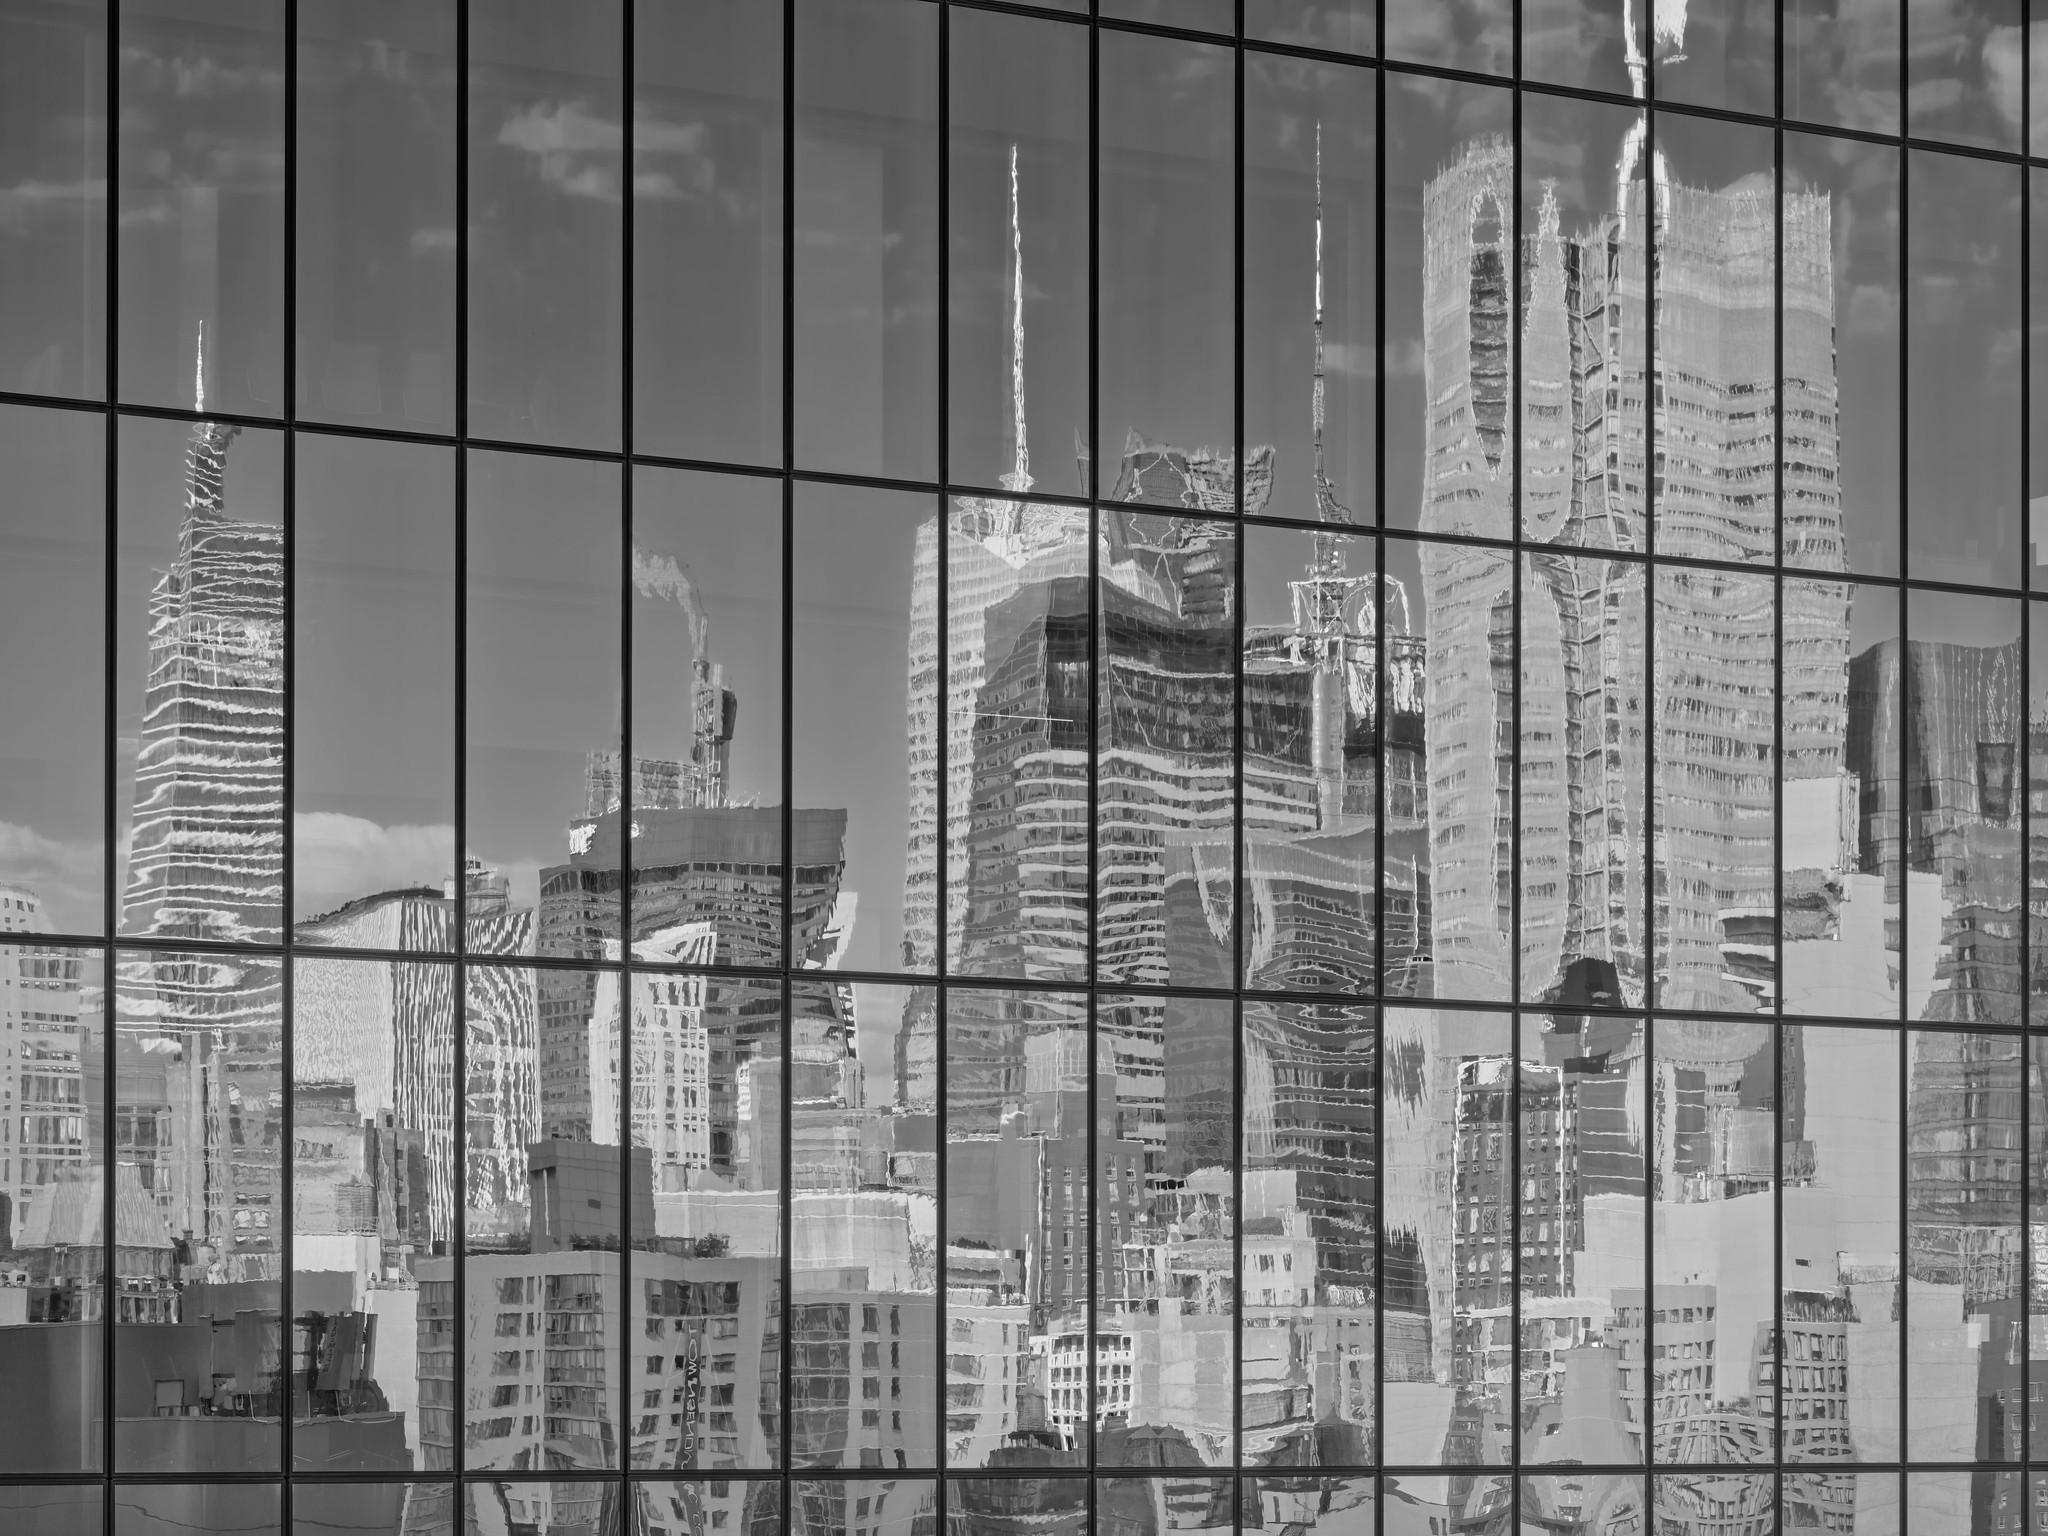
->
{"left": 495, "top": 99, "right": 625, "bottom": 202}
{"left": 293, "top": 812, "right": 455, "bottom": 921}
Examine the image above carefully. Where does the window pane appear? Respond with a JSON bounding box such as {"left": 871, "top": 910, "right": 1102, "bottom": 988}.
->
{"left": 1524, "top": 0, "right": 1637, "bottom": 94}
{"left": 944, "top": 495, "right": 1090, "bottom": 982}
{"left": 1096, "top": 994, "right": 1234, "bottom": 1467}
{"left": 634, "top": 0, "right": 783, "bottom": 466}
{"left": 791, "top": 1481, "right": 936, "bottom": 1536}
{"left": 291, "top": 954, "right": 456, "bottom": 1471}
{"left": 1098, "top": 511, "right": 1237, "bottom": 988}
{"left": 948, "top": 7, "right": 1088, "bottom": 498}
{"left": 629, "top": 466, "right": 785, "bottom": 966}
{"left": 1786, "top": 0, "right": 1900, "bottom": 133}
{"left": 114, "top": 1484, "right": 280, "bottom": 1536}
{"left": 1906, "top": 0, "right": 2023, "bottom": 151}
{"left": 115, "top": 416, "right": 284, "bottom": 946}
{"left": 949, "top": 1478, "right": 1087, "bottom": 1536}
{"left": 1100, "top": 0, "right": 1232, "bottom": 31}
{"left": 1783, "top": 579, "right": 1899, "bottom": 1020}
{"left": 465, "top": 449, "right": 621, "bottom": 959}
{"left": 627, "top": 966, "right": 785, "bottom": 1469}
{"left": 1385, "top": 0, "right": 1510, "bottom": 74}
{"left": 0, "top": 1485, "right": 101, "bottom": 1536}
{"left": 293, "top": 434, "right": 455, "bottom": 944}
{"left": 1389, "top": 73, "right": 1513, "bottom": 538}
{"left": 0, "top": 0, "right": 104, "bottom": 400}
{"left": 1380, "top": 1007, "right": 1512, "bottom": 1466}
{"left": 114, "top": 949, "right": 283, "bottom": 1472}
{"left": 1243, "top": 523, "right": 1376, "bottom": 994}
{"left": 0, "top": 943, "right": 102, "bottom": 1474}
{"left": 1241, "top": 1002, "right": 1376, "bottom": 1465}
{"left": 1098, "top": 31, "right": 1235, "bottom": 508}
{"left": 629, "top": 1483, "right": 781, "bottom": 1536}
{"left": 464, "top": 1483, "right": 621, "bottom": 1536}
{"left": 945, "top": 985, "right": 1087, "bottom": 1467}
{"left": 1786, "top": 1023, "right": 1900, "bottom": 1464}
{"left": 291, "top": 1485, "right": 453, "bottom": 1536}
{"left": 296, "top": 0, "right": 456, "bottom": 432}
{"left": 1244, "top": 52, "right": 1374, "bottom": 529}
{"left": 1651, "top": 1016, "right": 1774, "bottom": 1464}
{"left": 792, "top": 482, "right": 923, "bottom": 974}
{"left": 468, "top": 0, "right": 623, "bottom": 449}
{"left": 1652, "top": 0, "right": 1774, "bottom": 116}
{"left": 1246, "top": 2, "right": 1374, "bottom": 55}
{"left": 1906, "top": 150, "right": 2021, "bottom": 589}
{"left": 792, "top": 0, "right": 938, "bottom": 482}
{"left": 0, "top": 403, "right": 104, "bottom": 935}
{"left": 118, "top": 0, "right": 283, "bottom": 416}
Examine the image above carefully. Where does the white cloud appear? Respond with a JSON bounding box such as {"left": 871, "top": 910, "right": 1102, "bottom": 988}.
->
{"left": 293, "top": 812, "right": 453, "bottom": 918}
{"left": 0, "top": 822, "right": 102, "bottom": 934}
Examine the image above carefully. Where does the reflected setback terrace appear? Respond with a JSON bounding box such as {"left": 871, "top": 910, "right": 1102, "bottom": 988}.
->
{"left": 5, "top": 1, "right": 2048, "bottom": 1535}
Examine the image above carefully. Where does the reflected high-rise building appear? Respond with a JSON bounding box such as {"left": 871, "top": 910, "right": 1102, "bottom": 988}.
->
{"left": 1415, "top": 134, "right": 1846, "bottom": 1017}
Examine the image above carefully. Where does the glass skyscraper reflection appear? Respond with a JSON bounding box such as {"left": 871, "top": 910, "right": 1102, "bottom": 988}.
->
{"left": 3, "top": 2, "right": 2048, "bottom": 1535}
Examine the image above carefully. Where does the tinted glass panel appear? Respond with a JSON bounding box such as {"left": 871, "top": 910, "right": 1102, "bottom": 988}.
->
{"left": 1246, "top": 1, "right": 1375, "bottom": 55}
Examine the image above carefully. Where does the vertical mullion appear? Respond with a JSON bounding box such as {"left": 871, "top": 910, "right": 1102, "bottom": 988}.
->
{"left": 1370, "top": 25, "right": 1386, "bottom": 1509}
{"left": 1771, "top": 106, "right": 1787, "bottom": 1507}
{"left": 1641, "top": 71, "right": 1659, "bottom": 1483}
{"left": 279, "top": 0, "right": 299, "bottom": 1498}
{"left": 617, "top": 0, "right": 635, "bottom": 1494}
{"left": 779, "top": 0, "right": 798, "bottom": 1506}
{"left": 452, "top": 0, "right": 472, "bottom": 1493}
{"left": 1230, "top": 0, "right": 1245, "bottom": 1488}
{"left": 1085, "top": 1, "right": 1101, "bottom": 1513}
{"left": 100, "top": 0, "right": 120, "bottom": 1513}
{"left": 2021, "top": 12, "right": 2034, "bottom": 1475}
{"left": 1507, "top": 0, "right": 1523, "bottom": 1477}
{"left": 934, "top": 0, "right": 952, "bottom": 1510}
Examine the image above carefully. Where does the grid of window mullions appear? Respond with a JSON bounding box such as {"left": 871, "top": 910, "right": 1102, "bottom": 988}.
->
{"left": 4, "top": 2, "right": 2048, "bottom": 1534}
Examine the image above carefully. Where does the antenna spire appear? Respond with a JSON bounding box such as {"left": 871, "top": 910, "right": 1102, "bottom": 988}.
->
{"left": 1002, "top": 144, "right": 1034, "bottom": 495}
{"left": 193, "top": 321, "right": 206, "bottom": 415}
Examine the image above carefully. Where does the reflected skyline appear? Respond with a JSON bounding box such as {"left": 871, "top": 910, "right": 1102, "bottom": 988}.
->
{"left": 0, "top": 3, "right": 2043, "bottom": 1530}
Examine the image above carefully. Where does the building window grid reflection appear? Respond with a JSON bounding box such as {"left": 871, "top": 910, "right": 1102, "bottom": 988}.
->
{"left": 7, "top": 1, "right": 2048, "bottom": 1533}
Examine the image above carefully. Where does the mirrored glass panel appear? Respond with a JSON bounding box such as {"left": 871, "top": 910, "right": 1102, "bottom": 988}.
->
{"left": 115, "top": 417, "right": 284, "bottom": 947}
{"left": 1906, "top": 0, "right": 2023, "bottom": 151}
{"left": 1380, "top": 1006, "right": 1512, "bottom": 1466}
{"left": 1907, "top": 150, "right": 2021, "bottom": 589}
{"left": 791, "top": 483, "right": 929, "bottom": 976}
{"left": 291, "top": 1483, "right": 453, "bottom": 1536}
{"left": 1784, "top": 579, "right": 1901, "bottom": 1020}
{"left": 2032, "top": 168, "right": 2048, "bottom": 592}
{"left": 1383, "top": 1474, "right": 1511, "bottom": 1535}
{"left": 1384, "top": 537, "right": 1512, "bottom": 1003}
{"left": 1095, "top": 995, "right": 1233, "bottom": 1469}
{"left": 1906, "top": 1470, "right": 2026, "bottom": 1534}
{"left": 117, "top": 0, "right": 284, "bottom": 416}
{"left": 0, "top": 1485, "right": 102, "bottom": 1536}
{"left": 0, "top": 0, "right": 104, "bottom": 400}
{"left": 630, "top": 1481, "right": 781, "bottom": 1536}
{"left": 1901, "top": 590, "right": 2021, "bottom": 1027}
{"left": 1096, "top": 1478, "right": 1235, "bottom": 1536}
{"left": 1785, "top": 132, "right": 1899, "bottom": 581}
{"left": 1784, "top": 1024, "right": 1901, "bottom": 1465}
{"left": 1097, "top": 511, "right": 1237, "bottom": 989}
{"left": 2033, "top": 604, "right": 2048, "bottom": 1021}
{"left": 1650, "top": 1473, "right": 1772, "bottom": 1536}
{"left": 1652, "top": 1, "right": 1774, "bottom": 116}
{"left": 628, "top": 467, "right": 785, "bottom": 969}
{"left": 1098, "top": 30, "right": 1235, "bottom": 510}
{"left": 1650, "top": 1016, "right": 1775, "bottom": 1465}
{"left": 944, "top": 985, "right": 1087, "bottom": 1469}
{"left": 943, "top": 496, "right": 1090, "bottom": 983}
{"left": 114, "top": 949, "right": 283, "bottom": 1473}
{"left": 1387, "top": 75, "right": 1514, "bottom": 538}
{"left": 1384, "top": 0, "right": 1510, "bottom": 75}
{"left": 1907, "top": 1030, "right": 2023, "bottom": 1464}
{"left": 295, "top": 0, "right": 456, "bottom": 433}
{"left": 114, "top": 1483, "right": 280, "bottom": 1536}
{"left": 0, "top": 943, "right": 102, "bottom": 1474}
{"left": 948, "top": 8, "right": 1088, "bottom": 500}
{"left": 1519, "top": 1477, "right": 1643, "bottom": 1535}
{"left": 467, "top": 0, "right": 623, "bottom": 450}
{"left": 949, "top": 1476, "right": 1086, "bottom": 1536}
{"left": 1243, "top": 524, "right": 1376, "bottom": 994}
{"left": 1519, "top": 1013, "right": 1645, "bottom": 1465}
{"left": 1240, "top": 1001, "right": 1375, "bottom": 1466}
{"left": 458, "top": 959, "right": 619, "bottom": 1472}
{"left": 1100, "top": 0, "right": 1232, "bottom": 31}
{"left": 1786, "top": 0, "right": 1900, "bottom": 134}
{"left": 465, "top": 450, "right": 621, "bottom": 962}
{"left": 1523, "top": 0, "right": 1638, "bottom": 94}
{"left": 464, "top": 1482, "right": 621, "bottom": 1536}
{"left": 1786, "top": 1473, "right": 1898, "bottom": 1536}
{"left": 792, "top": 0, "right": 938, "bottom": 483}
{"left": 633, "top": 0, "right": 783, "bottom": 468}
{"left": 0, "top": 404, "right": 104, "bottom": 935}
{"left": 1244, "top": 52, "right": 1374, "bottom": 530}
{"left": 1246, "top": 2, "right": 1375, "bottom": 56}
{"left": 1520, "top": 550, "right": 1647, "bottom": 1010}
{"left": 292, "top": 434, "right": 455, "bottom": 946}
{"left": 625, "top": 965, "right": 784, "bottom": 1471}
{"left": 789, "top": 1479, "right": 935, "bottom": 1536}
{"left": 290, "top": 954, "right": 456, "bottom": 1471}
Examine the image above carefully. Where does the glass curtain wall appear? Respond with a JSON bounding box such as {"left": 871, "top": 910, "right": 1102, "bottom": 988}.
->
{"left": 0, "top": 1, "right": 2046, "bottom": 1534}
